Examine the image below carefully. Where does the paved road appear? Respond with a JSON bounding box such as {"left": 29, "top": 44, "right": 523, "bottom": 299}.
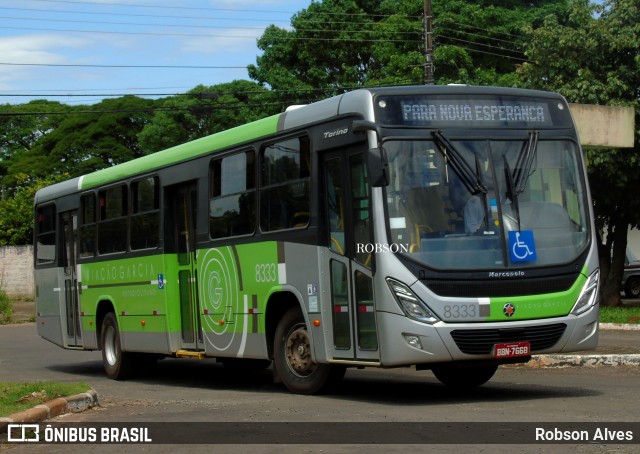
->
{"left": 1, "top": 323, "right": 639, "bottom": 453}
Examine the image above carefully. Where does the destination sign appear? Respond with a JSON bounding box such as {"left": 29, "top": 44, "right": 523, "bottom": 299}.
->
{"left": 374, "top": 95, "right": 568, "bottom": 128}
{"left": 401, "top": 100, "right": 551, "bottom": 125}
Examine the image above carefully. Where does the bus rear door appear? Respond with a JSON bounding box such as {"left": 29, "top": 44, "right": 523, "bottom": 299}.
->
{"left": 60, "top": 210, "right": 82, "bottom": 348}
{"left": 167, "top": 182, "right": 204, "bottom": 351}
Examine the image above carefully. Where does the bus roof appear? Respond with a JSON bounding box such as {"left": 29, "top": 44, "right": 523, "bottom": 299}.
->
{"left": 34, "top": 85, "right": 565, "bottom": 204}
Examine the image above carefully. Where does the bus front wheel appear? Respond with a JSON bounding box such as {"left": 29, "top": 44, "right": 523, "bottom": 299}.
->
{"left": 274, "top": 308, "right": 344, "bottom": 394}
{"left": 101, "top": 312, "right": 135, "bottom": 380}
{"left": 432, "top": 364, "right": 498, "bottom": 388}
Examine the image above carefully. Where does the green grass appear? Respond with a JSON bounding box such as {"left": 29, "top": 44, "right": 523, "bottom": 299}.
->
{"left": 0, "top": 381, "right": 90, "bottom": 417}
{"left": 600, "top": 305, "right": 640, "bottom": 324}
{"left": 0, "top": 289, "right": 12, "bottom": 324}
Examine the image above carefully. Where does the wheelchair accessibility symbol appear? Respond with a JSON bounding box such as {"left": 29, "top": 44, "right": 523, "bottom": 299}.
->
{"left": 508, "top": 230, "right": 537, "bottom": 263}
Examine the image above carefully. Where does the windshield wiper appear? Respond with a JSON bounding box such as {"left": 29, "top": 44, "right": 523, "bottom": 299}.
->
{"left": 503, "top": 156, "right": 521, "bottom": 230}
{"left": 513, "top": 131, "right": 539, "bottom": 194}
{"left": 431, "top": 131, "right": 487, "bottom": 195}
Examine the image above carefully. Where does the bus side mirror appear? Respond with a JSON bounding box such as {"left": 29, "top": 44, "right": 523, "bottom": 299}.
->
{"left": 352, "top": 120, "right": 389, "bottom": 187}
{"left": 367, "top": 147, "right": 389, "bottom": 187}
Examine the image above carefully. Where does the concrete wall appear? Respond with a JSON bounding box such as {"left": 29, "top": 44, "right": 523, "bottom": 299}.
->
{"left": 0, "top": 246, "right": 34, "bottom": 296}
{"left": 569, "top": 103, "right": 635, "bottom": 149}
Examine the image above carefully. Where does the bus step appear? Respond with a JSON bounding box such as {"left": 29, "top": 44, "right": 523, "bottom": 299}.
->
{"left": 175, "top": 350, "right": 207, "bottom": 359}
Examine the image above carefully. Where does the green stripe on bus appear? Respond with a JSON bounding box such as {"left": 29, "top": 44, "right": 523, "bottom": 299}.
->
{"left": 80, "top": 114, "right": 281, "bottom": 189}
{"left": 487, "top": 271, "right": 586, "bottom": 321}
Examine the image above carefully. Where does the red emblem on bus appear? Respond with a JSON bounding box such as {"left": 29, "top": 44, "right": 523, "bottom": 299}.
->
{"left": 503, "top": 303, "right": 515, "bottom": 317}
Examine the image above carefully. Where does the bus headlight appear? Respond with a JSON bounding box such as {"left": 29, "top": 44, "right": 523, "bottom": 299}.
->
{"left": 386, "top": 278, "right": 439, "bottom": 324}
{"left": 571, "top": 270, "right": 599, "bottom": 315}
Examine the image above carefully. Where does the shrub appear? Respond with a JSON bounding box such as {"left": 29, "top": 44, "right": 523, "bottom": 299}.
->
{"left": 0, "top": 289, "right": 12, "bottom": 324}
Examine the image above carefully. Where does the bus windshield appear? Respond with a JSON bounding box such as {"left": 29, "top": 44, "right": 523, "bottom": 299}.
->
{"left": 385, "top": 137, "right": 589, "bottom": 270}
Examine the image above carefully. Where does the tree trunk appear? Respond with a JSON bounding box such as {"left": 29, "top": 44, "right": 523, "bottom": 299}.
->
{"left": 598, "top": 217, "right": 628, "bottom": 307}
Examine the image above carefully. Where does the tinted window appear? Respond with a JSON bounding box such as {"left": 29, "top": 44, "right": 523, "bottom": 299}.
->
{"left": 80, "top": 193, "right": 96, "bottom": 258}
{"left": 131, "top": 177, "right": 159, "bottom": 250}
{"left": 260, "top": 137, "right": 310, "bottom": 231}
{"left": 35, "top": 204, "right": 56, "bottom": 264}
{"left": 210, "top": 151, "right": 256, "bottom": 238}
{"left": 98, "top": 184, "right": 127, "bottom": 254}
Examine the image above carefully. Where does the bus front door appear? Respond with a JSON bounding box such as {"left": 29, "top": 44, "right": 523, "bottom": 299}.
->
{"left": 323, "top": 150, "right": 379, "bottom": 363}
{"left": 169, "top": 183, "right": 203, "bottom": 351}
{"left": 61, "top": 210, "right": 82, "bottom": 347}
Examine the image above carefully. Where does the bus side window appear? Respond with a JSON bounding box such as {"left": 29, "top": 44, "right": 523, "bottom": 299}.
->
{"left": 35, "top": 204, "right": 56, "bottom": 265}
{"left": 325, "top": 157, "right": 345, "bottom": 255}
{"left": 80, "top": 193, "right": 96, "bottom": 258}
{"left": 260, "top": 136, "right": 310, "bottom": 232}
{"left": 209, "top": 151, "right": 256, "bottom": 239}
{"left": 131, "top": 177, "right": 160, "bottom": 250}
{"left": 98, "top": 184, "right": 128, "bottom": 254}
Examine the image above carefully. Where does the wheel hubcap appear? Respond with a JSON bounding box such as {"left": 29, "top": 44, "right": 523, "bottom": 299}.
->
{"left": 104, "top": 325, "right": 117, "bottom": 366}
{"left": 285, "top": 324, "right": 316, "bottom": 377}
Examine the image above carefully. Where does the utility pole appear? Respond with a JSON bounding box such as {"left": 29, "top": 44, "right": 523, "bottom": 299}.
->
{"left": 423, "top": 0, "right": 434, "bottom": 85}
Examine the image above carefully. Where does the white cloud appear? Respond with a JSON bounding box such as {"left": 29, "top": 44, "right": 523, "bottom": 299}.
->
{"left": 0, "top": 34, "right": 88, "bottom": 64}
{"left": 0, "top": 34, "right": 91, "bottom": 91}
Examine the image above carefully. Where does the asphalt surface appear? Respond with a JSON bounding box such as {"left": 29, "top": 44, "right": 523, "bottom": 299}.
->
{"left": 1, "top": 301, "right": 639, "bottom": 429}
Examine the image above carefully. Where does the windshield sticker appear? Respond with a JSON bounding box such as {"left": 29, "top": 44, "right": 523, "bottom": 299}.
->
{"left": 509, "top": 230, "right": 537, "bottom": 262}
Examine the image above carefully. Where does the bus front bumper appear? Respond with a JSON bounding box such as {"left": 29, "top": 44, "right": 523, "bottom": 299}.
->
{"left": 376, "top": 304, "right": 599, "bottom": 368}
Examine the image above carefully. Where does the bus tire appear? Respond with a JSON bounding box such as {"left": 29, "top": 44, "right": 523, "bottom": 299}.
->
{"left": 432, "top": 364, "right": 498, "bottom": 388}
{"left": 274, "top": 307, "right": 344, "bottom": 394}
{"left": 101, "top": 312, "right": 135, "bottom": 380}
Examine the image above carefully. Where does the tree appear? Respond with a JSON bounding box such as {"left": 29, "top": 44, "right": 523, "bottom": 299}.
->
{"left": 247, "top": 0, "right": 570, "bottom": 93}
{"left": 518, "top": 0, "right": 640, "bottom": 306}
{"left": 5, "top": 96, "right": 158, "bottom": 185}
{"left": 138, "top": 80, "right": 275, "bottom": 154}
{"left": 0, "top": 100, "right": 67, "bottom": 196}
{"left": 0, "top": 173, "right": 68, "bottom": 246}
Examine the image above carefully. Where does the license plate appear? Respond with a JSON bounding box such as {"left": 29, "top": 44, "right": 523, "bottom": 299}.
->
{"left": 494, "top": 341, "right": 531, "bottom": 358}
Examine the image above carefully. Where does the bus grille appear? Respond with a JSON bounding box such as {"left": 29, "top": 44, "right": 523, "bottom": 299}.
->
{"left": 450, "top": 323, "right": 567, "bottom": 355}
{"left": 424, "top": 274, "right": 578, "bottom": 298}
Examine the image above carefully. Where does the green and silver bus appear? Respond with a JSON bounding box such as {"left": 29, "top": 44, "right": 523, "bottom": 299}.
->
{"left": 34, "top": 85, "right": 599, "bottom": 394}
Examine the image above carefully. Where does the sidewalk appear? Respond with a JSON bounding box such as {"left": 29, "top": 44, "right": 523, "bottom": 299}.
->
{"left": 518, "top": 322, "right": 640, "bottom": 368}
{"left": 0, "top": 390, "right": 99, "bottom": 434}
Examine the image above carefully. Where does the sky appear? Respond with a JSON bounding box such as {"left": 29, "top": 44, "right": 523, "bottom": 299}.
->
{"left": 0, "top": 0, "right": 314, "bottom": 105}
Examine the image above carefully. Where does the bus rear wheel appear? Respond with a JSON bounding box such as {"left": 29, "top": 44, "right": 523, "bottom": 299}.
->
{"left": 432, "top": 364, "right": 498, "bottom": 388}
{"left": 274, "top": 308, "right": 344, "bottom": 394}
{"left": 101, "top": 312, "right": 135, "bottom": 380}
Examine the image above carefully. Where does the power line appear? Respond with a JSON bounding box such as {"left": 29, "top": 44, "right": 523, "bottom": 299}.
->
{"left": 439, "top": 18, "right": 524, "bottom": 40}
{"left": 438, "top": 25, "right": 524, "bottom": 50}
{"left": 0, "top": 101, "right": 310, "bottom": 116}
{"left": 30, "top": 0, "right": 412, "bottom": 19}
{"left": 31, "top": 0, "right": 296, "bottom": 15}
{"left": 0, "top": 82, "right": 421, "bottom": 114}
{"left": 437, "top": 34, "right": 525, "bottom": 59}
{"left": 0, "top": 62, "right": 247, "bottom": 69}
{"left": 0, "top": 25, "right": 422, "bottom": 43}
{"left": 0, "top": 15, "right": 425, "bottom": 36}
{"left": 0, "top": 7, "right": 291, "bottom": 25}
{"left": 0, "top": 6, "right": 409, "bottom": 27}
{"left": 436, "top": 41, "right": 528, "bottom": 62}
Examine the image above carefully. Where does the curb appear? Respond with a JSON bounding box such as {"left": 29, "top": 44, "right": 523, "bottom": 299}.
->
{"left": 0, "top": 390, "right": 99, "bottom": 434}
{"left": 600, "top": 323, "right": 640, "bottom": 331}
{"left": 513, "top": 353, "right": 640, "bottom": 369}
